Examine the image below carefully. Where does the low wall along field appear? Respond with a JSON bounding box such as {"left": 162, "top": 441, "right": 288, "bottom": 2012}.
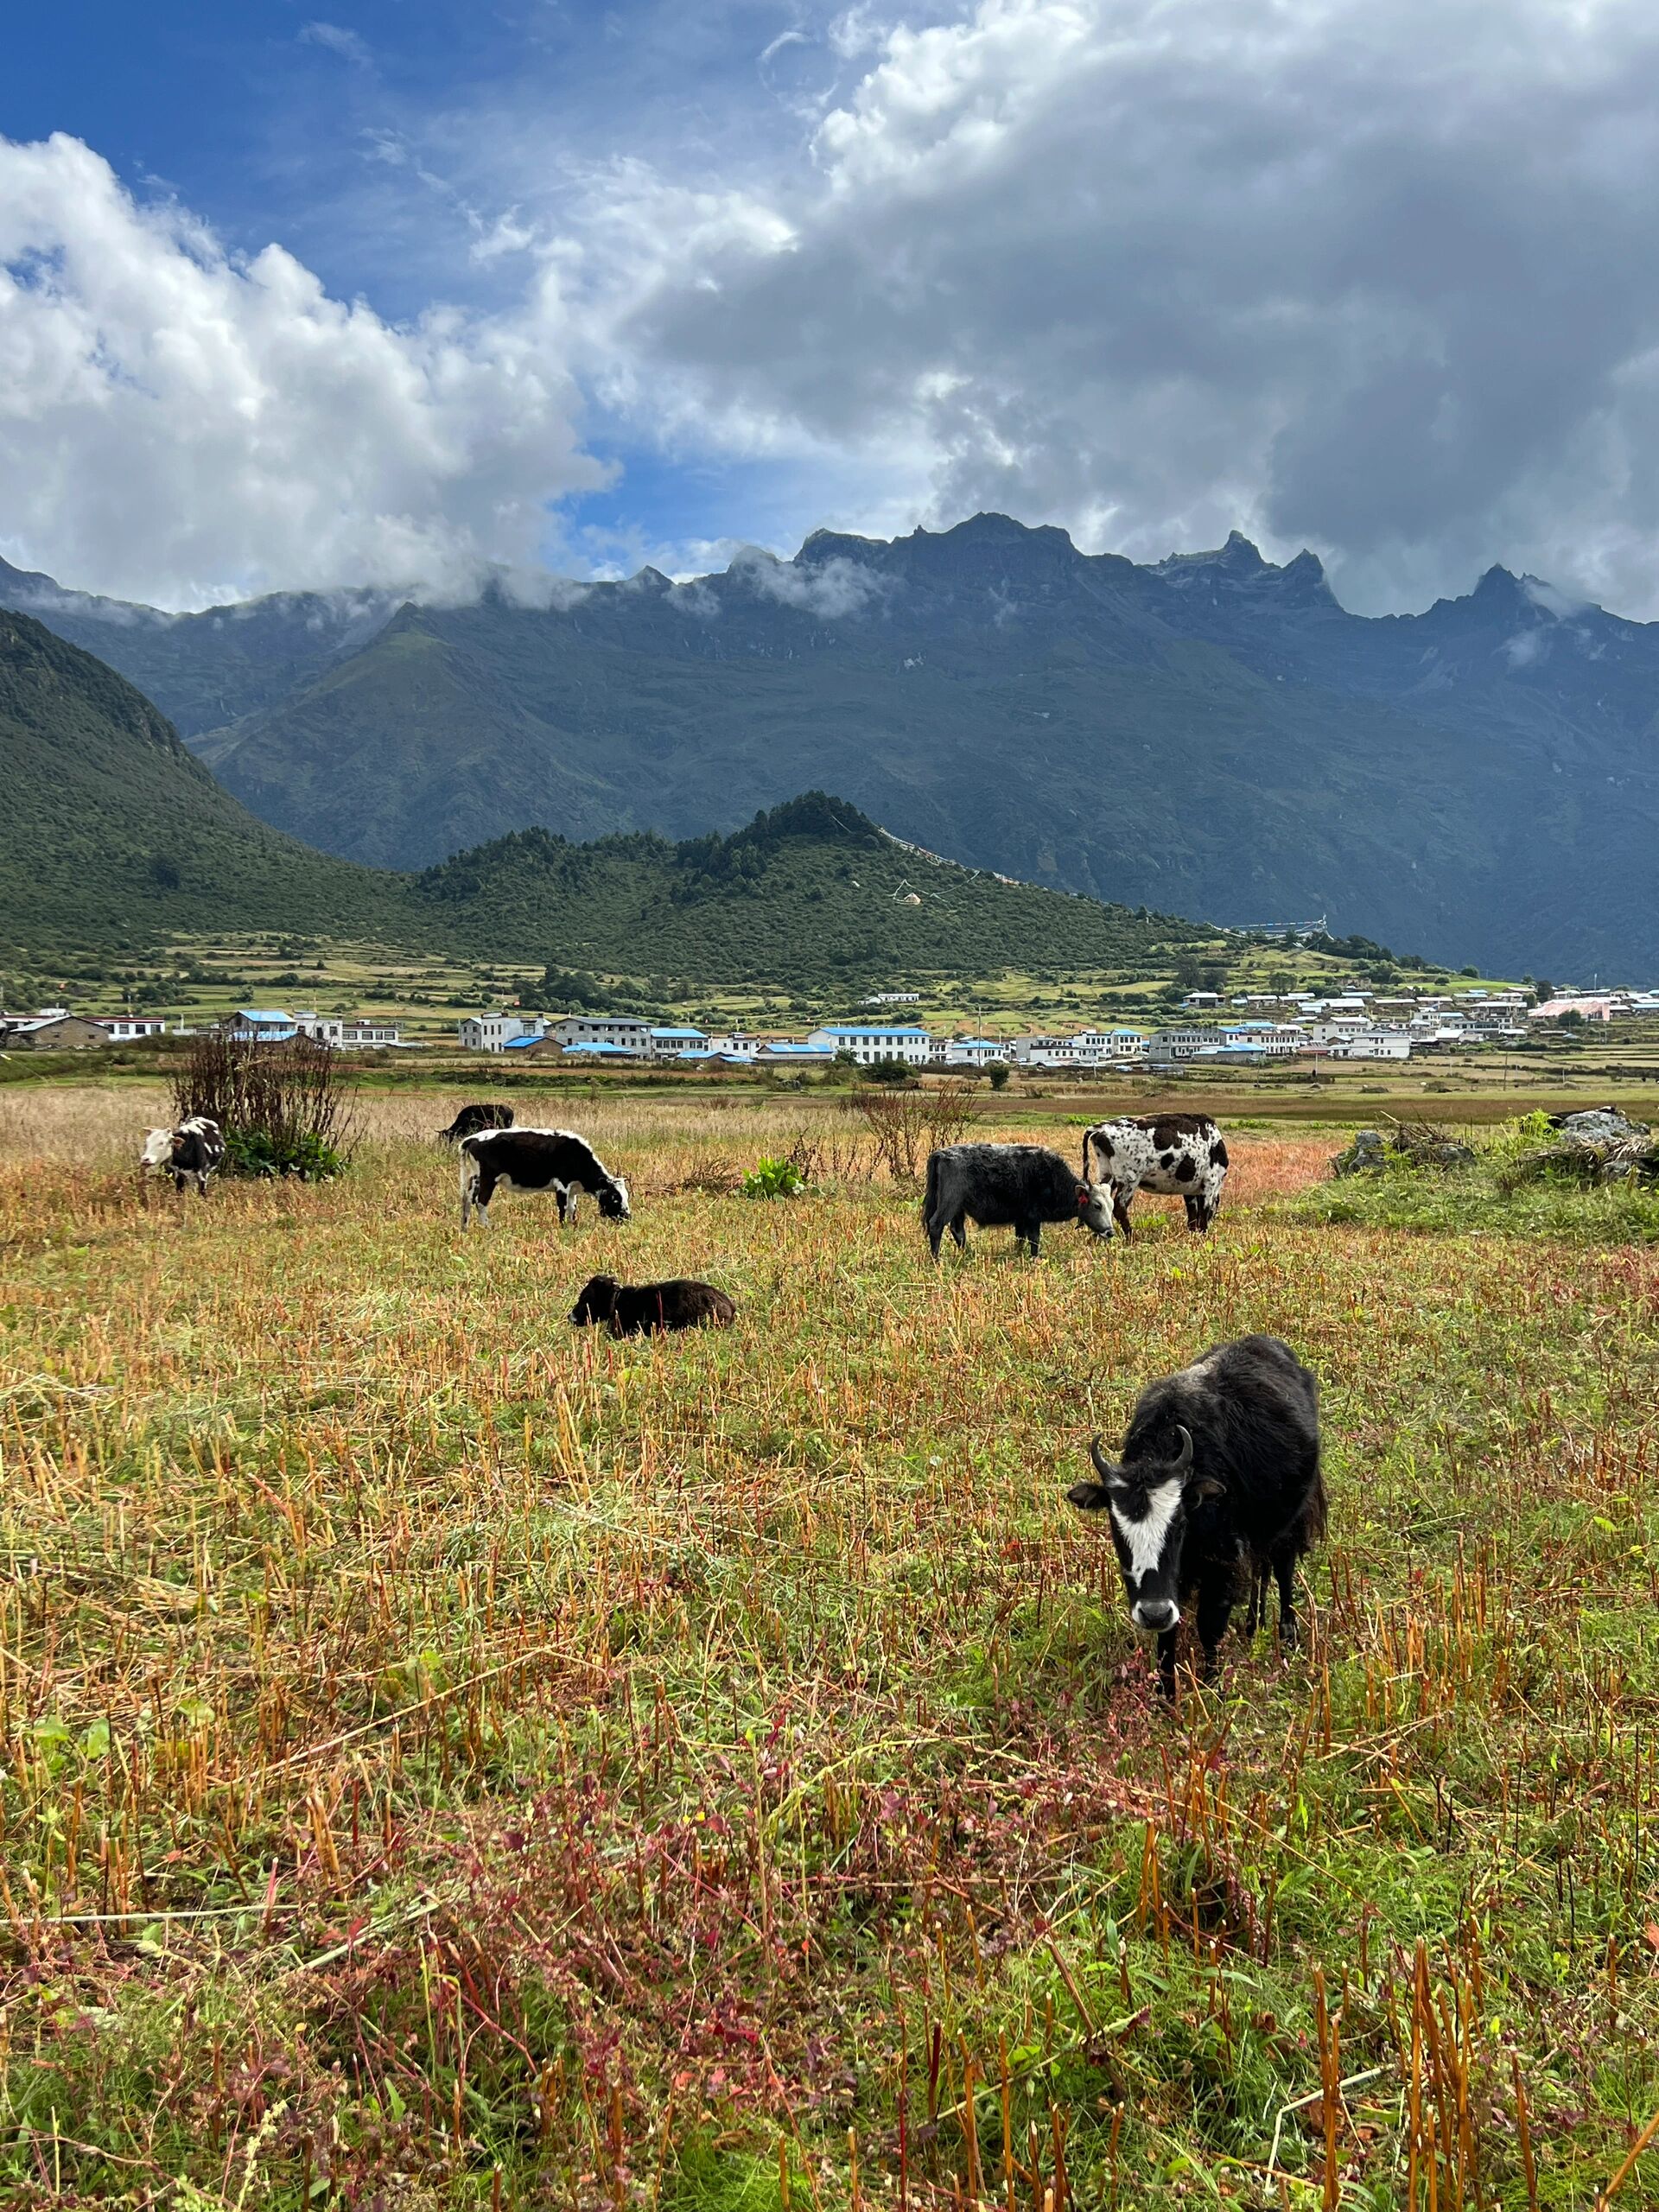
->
{"left": 1, "top": 1085, "right": 1656, "bottom": 2206}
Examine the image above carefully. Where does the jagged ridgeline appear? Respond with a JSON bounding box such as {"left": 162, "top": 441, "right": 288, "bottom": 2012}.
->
{"left": 415, "top": 792, "right": 1215, "bottom": 986}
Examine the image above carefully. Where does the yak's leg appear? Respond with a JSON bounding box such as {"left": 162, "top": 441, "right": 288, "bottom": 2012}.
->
{"left": 1195, "top": 1568, "right": 1236, "bottom": 1681}
{"left": 1243, "top": 1562, "right": 1268, "bottom": 1639}
{"left": 1156, "top": 1626, "right": 1179, "bottom": 1700}
{"left": 1112, "top": 1189, "right": 1135, "bottom": 1241}
{"left": 949, "top": 1211, "right": 968, "bottom": 1250}
{"left": 1274, "top": 1554, "right": 1301, "bottom": 1648}
{"left": 1024, "top": 1217, "right": 1042, "bottom": 1256}
{"left": 1184, "top": 1193, "right": 1202, "bottom": 1230}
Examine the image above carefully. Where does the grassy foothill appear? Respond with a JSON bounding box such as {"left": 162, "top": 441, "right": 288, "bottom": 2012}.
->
{"left": 1, "top": 1089, "right": 1656, "bottom": 2208}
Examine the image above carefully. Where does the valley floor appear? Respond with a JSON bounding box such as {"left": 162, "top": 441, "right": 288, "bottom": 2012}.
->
{"left": 1, "top": 1092, "right": 1656, "bottom": 2207}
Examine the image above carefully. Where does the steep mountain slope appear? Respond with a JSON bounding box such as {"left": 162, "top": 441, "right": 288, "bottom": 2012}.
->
{"left": 0, "top": 621, "right": 1215, "bottom": 984}
{"left": 0, "top": 609, "right": 410, "bottom": 954}
{"left": 10, "top": 516, "right": 1658, "bottom": 974}
{"left": 0, "top": 556, "right": 396, "bottom": 738}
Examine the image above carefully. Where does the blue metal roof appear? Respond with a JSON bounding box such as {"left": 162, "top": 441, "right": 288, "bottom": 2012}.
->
{"left": 651, "top": 1026, "right": 706, "bottom": 1039}
{"left": 561, "top": 1039, "right": 645, "bottom": 1055}
{"left": 237, "top": 1008, "right": 292, "bottom": 1023}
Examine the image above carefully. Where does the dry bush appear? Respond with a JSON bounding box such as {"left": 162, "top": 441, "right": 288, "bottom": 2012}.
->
{"left": 851, "top": 1078, "right": 978, "bottom": 1183}
{"left": 171, "top": 1032, "right": 359, "bottom": 1176}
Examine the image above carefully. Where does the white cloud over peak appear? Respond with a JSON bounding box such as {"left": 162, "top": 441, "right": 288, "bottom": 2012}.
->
{"left": 0, "top": 133, "right": 604, "bottom": 607}
{"left": 13, "top": 1, "right": 1659, "bottom": 615}
{"left": 601, "top": 0, "right": 1659, "bottom": 613}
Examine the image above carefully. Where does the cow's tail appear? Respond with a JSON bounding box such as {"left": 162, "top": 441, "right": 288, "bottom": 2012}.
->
{"left": 923, "top": 1149, "right": 941, "bottom": 1230}
{"left": 1080, "top": 1127, "right": 1093, "bottom": 1183}
{"left": 458, "top": 1136, "right": 474, "bottom": 1224}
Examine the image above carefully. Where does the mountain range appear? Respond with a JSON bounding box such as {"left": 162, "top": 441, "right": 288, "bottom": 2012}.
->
{"left": 6, "top": 514, "right": 1657, "bottom": 976}
{"left": 0, "top": 610, "right": 1209, "bottom": 988}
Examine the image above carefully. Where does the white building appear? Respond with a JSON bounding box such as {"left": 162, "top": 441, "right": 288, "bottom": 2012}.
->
{"left": 1327, "top": 1032, "right": 1411, "bottom": 1060}
{"left": 806, "top": 1023, "right": 933, "bottom": 1066}
{"left": 460, "top": 1013, "right": 546, "bottom": 1052}
{"left": 1147, "top": 1026, "right": 1219, "bottom": 1064}
{"left": 106, "top": 1016, "right": 170, "bottom": 1041}
{"left": 543, "top": 1015, "right": 653, "bottom": 1052}
{"left": 934, "top": 1037, "right": 1009, "bottom": 1068}
{"left": 1221, "top": 1021, "right": 1306, "bottom": 1058}
{"left": 862, "top": 992, "right": 921, "bottom": 1006}
{"left": 1071, "top": 1027, "right": 1147, "bottom": 1062}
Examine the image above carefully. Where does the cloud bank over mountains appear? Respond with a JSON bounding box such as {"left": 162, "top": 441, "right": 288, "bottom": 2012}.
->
{"left": 7, "top": 0, "right": 1659, "bottom": 614}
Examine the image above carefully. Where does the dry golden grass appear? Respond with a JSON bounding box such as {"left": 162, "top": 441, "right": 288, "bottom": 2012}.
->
{"left": 0, "top": 1087, "right": 1655, "bottom": 2209}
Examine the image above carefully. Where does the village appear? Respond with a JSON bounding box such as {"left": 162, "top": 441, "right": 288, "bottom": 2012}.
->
{"left": 10, "top": 978, "right": 1654, "bottom": 1064}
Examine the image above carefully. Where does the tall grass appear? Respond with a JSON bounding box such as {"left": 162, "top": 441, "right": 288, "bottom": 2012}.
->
{"left": 0, "top": 1100, "right": 1655, "bottom": 2206}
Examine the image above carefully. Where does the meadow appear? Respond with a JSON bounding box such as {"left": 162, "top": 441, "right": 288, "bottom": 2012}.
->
{"left": 1, "top": 1087, "right": 1656, "bottom": 2209}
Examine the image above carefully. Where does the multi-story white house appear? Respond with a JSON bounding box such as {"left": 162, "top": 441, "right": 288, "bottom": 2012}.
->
{"left": 1221, "top": 1021, "right": 1306, "bottom": 1057}
{"left": 106, "top": 1016, "right": 170, "bottom": 1041}
{"left": 1071, "top": 1027, "right": 1147, "bottom": 1062}
{"left": 543, "top": 1015, "right": 654, "bottom": 1053}
{"left": 1147, "top": 1026, "right": 1218, "bottom": 1064}
{"left": 935, "top": 1037, "right": 1009, "bottom": 1068}
{"left": 806, "top": 1023, "right": 933, "bottom": 1066}
{"left": 459, "top": 1013, "right": 546, "bottom": 1052}
{"left": 1327, "top": 1031, "right": 1412, "bottom": 1060}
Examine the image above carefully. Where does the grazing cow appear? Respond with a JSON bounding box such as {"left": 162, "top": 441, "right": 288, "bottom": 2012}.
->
{"left": 570, "top": 1274, "right": 736, "bottom": 1337}
{"left": 1065, "top": 1335, "right": 1325, "bottom": 1697}
{"left": 924, "top": 1143, "right": 1113, "bottom": 1259}
{"left": 459, "top": 1127, "right": 631, "bottom": 1229}
{"left": 140, "top": 1115, "right": 226, "bottom": 1197}
{"left": 1081, "top": 1114, "right": 1229, "bottom": 1239}
{"left": 438, "top": 1101, "right": 514, "bottom": 1147}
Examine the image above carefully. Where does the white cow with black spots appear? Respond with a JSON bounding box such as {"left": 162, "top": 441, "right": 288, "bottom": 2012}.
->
{"left": 1080, "top": 1114, "right": 1229, "bottom": 1239}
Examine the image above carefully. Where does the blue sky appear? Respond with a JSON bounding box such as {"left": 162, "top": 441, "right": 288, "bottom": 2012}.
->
{"left": 6, "top": 1, "right": 1659, "bottom": 613}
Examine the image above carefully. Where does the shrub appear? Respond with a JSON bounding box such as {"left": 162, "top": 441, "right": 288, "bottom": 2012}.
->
{"left": 170, "top": 1031, "right": 358, "bottom": 1180}
{"left": 853, "top": 1080, "right": 977, "bottom": 1183}
{"left": 739, "top": 1154, "right": 806, "bottom": 1200}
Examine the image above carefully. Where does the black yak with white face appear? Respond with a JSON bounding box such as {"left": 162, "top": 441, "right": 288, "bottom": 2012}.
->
{"left": 923, "top": 1143, "right": 1113, "bottom": 1258}
{"left": 1065, "top": 1335, "right": 1325, "bottom": 1696}
{"left": 569, "top": 1274, "right": 735, "bottom": 1337}
{"left": 459, "top": 1128, "right": 631, "bottom": 1228}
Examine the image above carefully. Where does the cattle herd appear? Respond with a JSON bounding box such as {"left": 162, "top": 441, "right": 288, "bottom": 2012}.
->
{"left": 137, "top": 1101, "right": 1324, "bottom": 1696}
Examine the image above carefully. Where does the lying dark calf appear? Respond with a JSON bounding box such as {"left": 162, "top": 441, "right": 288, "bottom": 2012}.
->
{"left": 569, "top": 1274, "right": 736, "bottom": 1337}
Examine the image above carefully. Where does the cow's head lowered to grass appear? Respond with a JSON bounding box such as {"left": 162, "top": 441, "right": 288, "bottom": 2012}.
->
{"left": 1067, "top": 1427, "right": 1224, "bottom": 1633}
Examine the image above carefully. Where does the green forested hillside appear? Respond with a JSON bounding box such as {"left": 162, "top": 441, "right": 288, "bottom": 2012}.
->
{"left": 416, "top": 792, "right": 1214, "bottom": 988}
{"left": 0, "top": 615, "right": 1219, "bottom": 987}
{"left": 0, "top": 609, "right": 409, "bottom": 957}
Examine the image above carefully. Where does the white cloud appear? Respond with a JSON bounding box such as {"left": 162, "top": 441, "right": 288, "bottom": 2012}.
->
{"left": 727, "top": 542, "right": 892, "bottom": 615}
{"left": 0, "top": 132, "right": 605, "bottom": 607}
{"left": 299, "top": 22, "right": 372, "bottom": 67}
{"left": 15, "top": 2, "right": 1659, "bottom": 615}
{"left": 596, "top": 0, "right": 1659, "bottom": 614}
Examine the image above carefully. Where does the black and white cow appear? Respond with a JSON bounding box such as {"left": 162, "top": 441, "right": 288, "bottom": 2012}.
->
{"left": 923, "top": 1143, "right": 1113, "bottom": 1259}
{"left": 459, "top": 1127, "right": 632, "bottom": 1229}
{"left": 438, "top": 1101, "right": 514, "bottom": 1147}
{"left": 1081, "top": 1114, "right": 1229, "bottom": 1238}
{"left": 140, "top": 1115, "right": 226, "bottom": 1197}
{"left": 1065, "top": 1335, "right": 1325, "bottom": 1697}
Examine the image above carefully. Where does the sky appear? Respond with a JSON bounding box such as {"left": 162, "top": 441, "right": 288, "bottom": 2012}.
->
{"left": 7, "top": 0, "right": 1659, "bottom": 613}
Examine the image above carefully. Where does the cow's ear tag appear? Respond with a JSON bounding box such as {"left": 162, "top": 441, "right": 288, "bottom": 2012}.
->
{"left": 1075, "top": 1185, "right": 1090, "bottom": 1208}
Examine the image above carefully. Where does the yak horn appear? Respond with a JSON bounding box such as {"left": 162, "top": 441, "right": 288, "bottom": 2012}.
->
{"left": 1171, "top": 1425, "right": 1194, "bottom": 1473}
{"left": 1089, "top": 1436, "right": 1121, "bottom": 1485}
